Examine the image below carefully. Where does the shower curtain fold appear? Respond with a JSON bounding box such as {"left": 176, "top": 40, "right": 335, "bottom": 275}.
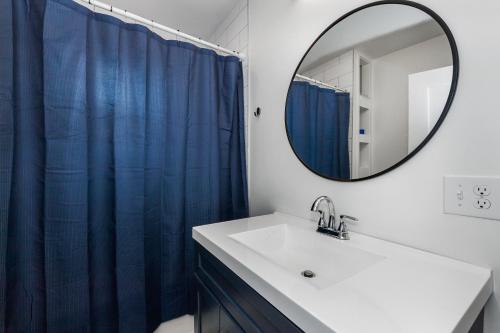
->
{"left": 0, "top": 0, "right": 248, "bottom": 332}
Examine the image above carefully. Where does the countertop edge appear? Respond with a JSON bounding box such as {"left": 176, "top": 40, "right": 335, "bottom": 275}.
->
{"left": 453, "top": 273, "right": 493, "bottom": 333}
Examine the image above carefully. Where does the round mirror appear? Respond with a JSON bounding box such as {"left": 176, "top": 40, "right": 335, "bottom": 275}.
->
{"left": 285, "top": 1, "right": 458, "bottom": 181}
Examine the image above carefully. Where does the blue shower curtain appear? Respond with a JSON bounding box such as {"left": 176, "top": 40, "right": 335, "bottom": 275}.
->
{"left": 0, "top": 0, "right": 248, "bottom": 332}
{"left": 286, "top": 81, "right": 350, "bottom": 179}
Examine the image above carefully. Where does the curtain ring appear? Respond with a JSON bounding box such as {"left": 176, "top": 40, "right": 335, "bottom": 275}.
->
{"left": 87, "top": 0, "right": 95, "bottom": 12}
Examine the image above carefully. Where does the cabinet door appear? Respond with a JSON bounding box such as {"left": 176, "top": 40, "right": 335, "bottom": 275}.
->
{"left": 196, "top": 245, "right": 304, "bottom": 333}
{"left": 196, "top": 279, "right": 220, "bottom": 333}
{"left": 220, "top": 307, "right": 244, "bottom": 333}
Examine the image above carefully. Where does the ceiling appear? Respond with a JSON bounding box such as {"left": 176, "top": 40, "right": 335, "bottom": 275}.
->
{"left": 299, "top": 4, "right": 446, "bottom": 72}
{"left": 352, "top": 20, "right": 444, "bottom": 60}
{"left": 105, "top": 0, "right": 239, "bottom": 39}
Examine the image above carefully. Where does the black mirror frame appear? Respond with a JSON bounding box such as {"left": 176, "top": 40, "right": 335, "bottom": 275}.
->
{"left": 285, "top": 0, "right": 459, "bottom": 182}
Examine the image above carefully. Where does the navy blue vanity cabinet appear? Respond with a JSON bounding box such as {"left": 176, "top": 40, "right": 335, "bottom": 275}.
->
{"left": 220, "top": 307, "right": 245, "bottom": 333}
{"left": 194, "top": 244, "right": 304, "bottom": 333}
{"left": 196, "top": 277, "right": 221, "bottom": 333}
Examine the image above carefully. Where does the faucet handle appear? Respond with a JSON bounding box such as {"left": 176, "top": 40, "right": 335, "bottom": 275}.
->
{"left": 338, "top": 215, "right": 358, "bottom": 236}
{"left": 340, "top": 215, "right": 358, "bottom": 224}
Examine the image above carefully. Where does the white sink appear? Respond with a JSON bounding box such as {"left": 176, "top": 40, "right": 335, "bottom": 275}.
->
{"left": 229, "top": 224, "right": 385, "bottom": 289}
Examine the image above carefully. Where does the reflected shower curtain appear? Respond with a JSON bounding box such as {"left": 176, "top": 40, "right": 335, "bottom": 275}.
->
{"left": 286, "top": 81, "right": 350, "bottom": 179}
{"left": 0, "top": 0, "right": 248, "bottom": 332}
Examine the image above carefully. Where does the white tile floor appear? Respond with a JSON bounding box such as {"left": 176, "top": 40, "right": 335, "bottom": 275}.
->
{"left": 154, "top": 315, "right": 194, "bottom": 333}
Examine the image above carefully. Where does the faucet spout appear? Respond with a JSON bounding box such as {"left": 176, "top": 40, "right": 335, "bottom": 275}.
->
{"left": 310, "top": 196, "right": 337, "bottom": 229}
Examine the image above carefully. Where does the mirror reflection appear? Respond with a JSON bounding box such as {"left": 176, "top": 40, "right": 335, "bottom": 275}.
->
{"left": 286, "top": 4, "right": 456, "bottom": 180}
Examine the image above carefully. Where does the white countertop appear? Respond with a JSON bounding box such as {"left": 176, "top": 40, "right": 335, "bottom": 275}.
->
{"left": 193, "top": 212, "right": 493, "bottom": 333}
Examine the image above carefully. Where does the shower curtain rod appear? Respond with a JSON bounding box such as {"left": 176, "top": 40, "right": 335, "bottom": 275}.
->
{"left": 295, "top": 74, "right": 347, "bottom": 93}
{"left": 75, "top": 0, "right": 245, "bottom": 60}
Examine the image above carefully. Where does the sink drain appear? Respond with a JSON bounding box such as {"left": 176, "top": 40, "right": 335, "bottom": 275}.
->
{"left": 301, "top": 270, "right": 316, "bottom": 278}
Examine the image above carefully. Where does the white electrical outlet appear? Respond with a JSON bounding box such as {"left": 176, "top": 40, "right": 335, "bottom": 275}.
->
{"left": 473, "top": 185, "right": 490, "bottom": 196}
{"left": 444, "top": 176, "right": 500, "bottom": 220}
{"left": 473, "top": 198, "right": 491, "bottom": 209}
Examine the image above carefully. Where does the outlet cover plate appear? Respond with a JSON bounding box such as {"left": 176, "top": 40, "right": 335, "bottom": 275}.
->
{"left": 444, "top": 176, "right": 500, "bottom": 220}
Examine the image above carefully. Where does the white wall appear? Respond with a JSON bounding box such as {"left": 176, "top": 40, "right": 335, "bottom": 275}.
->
{"left": 78, "top": 0, "right": 236, "bottom": 39}
{"left": 301, "top": 51, "right": 354, "bottom": 93}
{"left": 372, "top": 34, "right": 452, "bottom": 174}
{"left": 248, "top": 0, "right": 500, "bottom": 332}
{"left": 102, "top": 0, "right": 237, "bottom": 39}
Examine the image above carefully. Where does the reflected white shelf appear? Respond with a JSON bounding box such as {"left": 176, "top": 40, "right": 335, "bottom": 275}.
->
{"left": 359, "top": 95, "right": 372, "bottom": 109}
{"left": 359, "top": 135, "right": 371, "bottom": 143}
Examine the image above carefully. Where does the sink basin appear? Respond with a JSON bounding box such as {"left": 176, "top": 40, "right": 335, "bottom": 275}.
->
{"left": 229, "top": 224, "right": 385, "bottom": 289}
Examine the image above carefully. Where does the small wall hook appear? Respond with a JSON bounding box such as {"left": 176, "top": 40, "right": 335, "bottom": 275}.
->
{"left": 254, "top": 107, "right": 261, "bottom": 118}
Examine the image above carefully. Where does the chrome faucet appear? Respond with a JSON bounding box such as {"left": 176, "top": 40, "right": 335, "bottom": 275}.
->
{"left": 311, "top": 196, "right": 358, "bottom": 240}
